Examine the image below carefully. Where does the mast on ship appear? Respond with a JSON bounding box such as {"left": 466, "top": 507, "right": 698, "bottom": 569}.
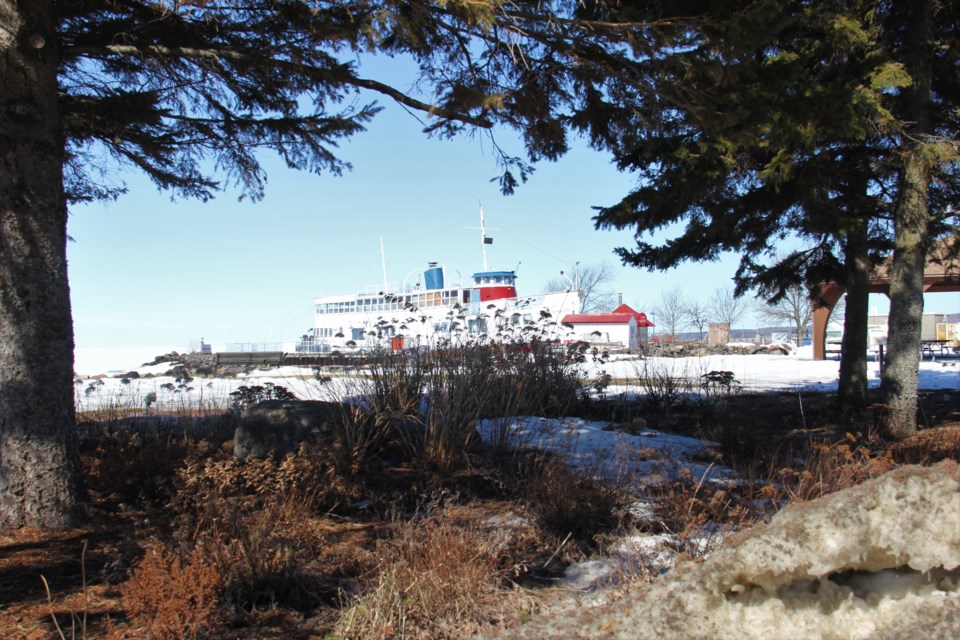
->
{"left": 478, "top": 200, "right": 491, "bottom": 271}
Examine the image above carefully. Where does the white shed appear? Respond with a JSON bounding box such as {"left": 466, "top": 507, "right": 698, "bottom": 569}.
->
{"left": 561, "top": 304, "right": 655, "bottom": 349}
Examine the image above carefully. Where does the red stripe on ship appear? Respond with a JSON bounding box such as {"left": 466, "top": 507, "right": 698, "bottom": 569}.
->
{"left": 478, "top": 286, "right": 517, "bottom": 301}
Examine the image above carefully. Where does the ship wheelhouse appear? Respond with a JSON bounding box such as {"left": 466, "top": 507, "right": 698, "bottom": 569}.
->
{"left": 471, "top": 271, "right": 517, "bottom": 302}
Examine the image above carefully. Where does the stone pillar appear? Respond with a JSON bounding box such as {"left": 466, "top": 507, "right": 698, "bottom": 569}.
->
{"left": 708, "top": 322, "right": 730, "bottom": 345}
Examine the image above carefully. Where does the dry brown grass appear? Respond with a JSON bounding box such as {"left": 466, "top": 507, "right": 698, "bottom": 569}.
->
{"left": 119, "top": 542, "right": 224, "bottom": 640}
{"left": 5, "top": 387, "right": 956, "bottom": 640}
{"left": 890, "top": 424, "right": 960, "bottom": 465}
{"left": 333, "top": 510, "right": 538, "bottom": 639}
{"left": 169, "top": 444, "right": 363, "bottom": 612}
{"left": 773, "top": 433, "right": 897, "bottom": 503}
{"left": 646, "top": 471, "right": 755, "bottom": 540}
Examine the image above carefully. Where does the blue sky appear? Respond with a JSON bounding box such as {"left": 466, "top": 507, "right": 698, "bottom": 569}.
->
{"left": 66, "top": 66, "right": 956, "bottom": 351}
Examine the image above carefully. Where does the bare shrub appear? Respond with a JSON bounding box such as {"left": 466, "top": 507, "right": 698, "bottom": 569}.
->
{"left": 229, "top": 382, "right": 297, "bottom": 412}
{"left": 699, "top": 370, "right": 742, "bottom": 398}
{"left": 194, "top": 499, "right": 324, "bottom": 611}
{"left": 502, "top": 340, "right": 583, "bottom": 417}
{"left": 330, "top": 402, "right": 397, "bottom": 475}
{"left": 346, "top": 341, "right": 584, "bottom": 471}
{"left": 522, "top": 452, "right": 627, "bottom": 545}
{"left": 633, "top": 358, "right": 687, "bottom": 413}
{"left": 366, "top": 348, "right": 427, "bottom": 420}
{"left": 120, "top": 542, "right": 224, "bottom": 640}
{"left": 889, "top": 424, "right": 960, "bottom": 465}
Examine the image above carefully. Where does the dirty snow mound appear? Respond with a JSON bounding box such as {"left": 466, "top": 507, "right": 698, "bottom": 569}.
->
{"left": 493, "top": 461, "right": 960, "bottom": 639}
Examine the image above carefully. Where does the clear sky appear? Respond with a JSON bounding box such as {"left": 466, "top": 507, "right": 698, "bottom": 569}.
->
{"left": 66, "top": 62, "right": 958, "bottom": 351}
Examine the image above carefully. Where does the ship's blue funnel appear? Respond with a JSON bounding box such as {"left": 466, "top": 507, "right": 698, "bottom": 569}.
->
{"left": 424, "top": 263, "right": 444, "bottom": 290}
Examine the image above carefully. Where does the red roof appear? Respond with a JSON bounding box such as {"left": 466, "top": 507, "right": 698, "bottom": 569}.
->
{"left": 611, "top": 303, "right": 655, "bottom": 327}
{"left": 561, "top": 304, "right": 655, "bottom": 327}
{"left": 561, "top": 313, "right": 635, "bottom": 325}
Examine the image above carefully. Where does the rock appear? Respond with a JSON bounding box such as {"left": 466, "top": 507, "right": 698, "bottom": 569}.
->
{"left": 494, "top": 461, "right": 960, "bottom": 639}
{"left": 234, "top": 400, "right": 346, "bottom": 460}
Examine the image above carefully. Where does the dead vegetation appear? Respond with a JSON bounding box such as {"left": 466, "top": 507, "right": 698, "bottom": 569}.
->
{"left": 2, "top": 348, "right": 958, "bottom": 639}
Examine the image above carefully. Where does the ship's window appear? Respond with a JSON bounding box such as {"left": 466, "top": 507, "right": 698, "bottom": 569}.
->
{"left": 468, "top": 318, "right": 487, "bottom": 334}
{"left": 474, "top": 277, "right": 481, "bottom": 285}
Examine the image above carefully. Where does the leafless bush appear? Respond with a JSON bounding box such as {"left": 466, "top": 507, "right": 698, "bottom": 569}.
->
{"left": 632, "top": 358, "right": 688, "bottom": 413}
{"left": 322, "top": 341, "right": 586, "bottom": 471}
{"left": 521, "top": 452, "right": 629, "bottom": 545}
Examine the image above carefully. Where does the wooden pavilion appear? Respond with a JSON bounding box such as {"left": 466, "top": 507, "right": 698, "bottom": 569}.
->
{"left": 812, "top": 237, "right": 960, "bottom": 360}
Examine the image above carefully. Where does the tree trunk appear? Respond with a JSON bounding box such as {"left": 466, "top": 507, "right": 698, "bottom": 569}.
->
{"left": 0, "top": 0, "right": 83, "bottom": 528}
{"left": 879, "top": 0, "right": 934, "bottom": 441}
{"left": 879, "top": 149, "right": 930, "bottom": 439}
{"left": 837, "top": 209, "right": 870, "bottom": 413}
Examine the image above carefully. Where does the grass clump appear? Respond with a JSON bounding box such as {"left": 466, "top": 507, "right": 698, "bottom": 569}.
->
{"left": 334, "top": 511, "right": 535, "bottom": 640}
{"left": 519, "top": 452, "right": 629, "bottom": 546}
{"left": 120, "top": 542, "right": 224, "bottom": 640}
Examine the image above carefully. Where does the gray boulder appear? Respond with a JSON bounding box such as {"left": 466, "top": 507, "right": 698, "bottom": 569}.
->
{"left": 494, "top": 461, "right": 960, "bottom": 639}
{"left": 234, "top": 400, "right": 346, "bottom": 460}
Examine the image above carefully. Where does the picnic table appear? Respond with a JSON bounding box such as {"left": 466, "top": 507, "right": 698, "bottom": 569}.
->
{"left": 920, "top": 340, "right": 957, "bottom": 358}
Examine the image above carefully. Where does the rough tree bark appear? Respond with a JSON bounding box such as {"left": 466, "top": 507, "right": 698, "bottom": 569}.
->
{"left": 879, "top": 0, "right": 934, "bottom": 440}
{"left": 0, "top": 0, "right": 83, "bottom": 528}
{"left": 837, "top": 216, "right": 871, "bottom": 413}
{"left": 880, "top": 148, "right": 930, "bottom": 439}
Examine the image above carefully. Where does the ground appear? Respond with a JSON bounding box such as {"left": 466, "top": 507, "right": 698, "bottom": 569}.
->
{"left": 1, "top": 389, "right": 958, "bottom": 639}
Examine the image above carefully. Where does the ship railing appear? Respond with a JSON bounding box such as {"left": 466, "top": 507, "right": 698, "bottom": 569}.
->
{"left": 355, "top": 282, "right": 403, "bottom": 296}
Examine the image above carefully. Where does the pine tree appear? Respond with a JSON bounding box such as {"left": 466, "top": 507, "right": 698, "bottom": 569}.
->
{"left": 0, "top": 0, "right": 514, "bottom": 529}
{"left": 447, "top": 0, "right": 959, "bottom": 426}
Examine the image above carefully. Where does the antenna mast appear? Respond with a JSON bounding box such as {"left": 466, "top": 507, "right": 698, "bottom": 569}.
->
{"left": 479, "top": 200, "right": 489, "bottom": 272}
{"left": 380, "top": 237, "right": 389, "bottom": 291}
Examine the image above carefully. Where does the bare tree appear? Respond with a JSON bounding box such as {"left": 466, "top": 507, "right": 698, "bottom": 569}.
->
{"left": 755, "top": 285, "right": 813, "bottom": 345}
{"left": 651, "top": 289, "right": 687, "bottom": 338}
{"left": 545, "top": 261, "right": 618, "bottom": 313}
{"left": 709, "top": 285, "right": 747, "bottom": 329}
{"left": 683, "top": 297, "right": 711, "bottom": 341}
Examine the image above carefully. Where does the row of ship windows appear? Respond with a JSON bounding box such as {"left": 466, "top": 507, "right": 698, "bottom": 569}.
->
{"left": 317, "top": 321, "right": 488, "bottom": 338}
{"left": 474, "top": 275, "right": 515, "bottom": 285}
{"left": 315, "top": 314, "right": 538, "bottom": 339}
{"left": 316, "top": 290, "right": 471, "bottom": 315}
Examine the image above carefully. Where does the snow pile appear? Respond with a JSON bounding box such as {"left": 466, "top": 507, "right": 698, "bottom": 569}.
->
{"left": 476, "top": 416, "right": 725, "bottom": 484}
{"left": 494, "top": 461, "right": 960, "bottom": 639}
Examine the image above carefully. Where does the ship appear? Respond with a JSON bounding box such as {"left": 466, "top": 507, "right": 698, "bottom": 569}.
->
{"left": 302, "top": 207, "right": 583, "bottom": 353}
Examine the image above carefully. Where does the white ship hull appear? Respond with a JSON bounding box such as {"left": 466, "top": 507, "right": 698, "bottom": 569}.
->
{"left": 306, "top": 282, "right": 581, "bottom": 353}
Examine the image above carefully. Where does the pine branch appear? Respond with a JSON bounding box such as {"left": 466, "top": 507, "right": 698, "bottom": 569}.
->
{"left": 63, "top": 43, "right": 493, "bottom": 128}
